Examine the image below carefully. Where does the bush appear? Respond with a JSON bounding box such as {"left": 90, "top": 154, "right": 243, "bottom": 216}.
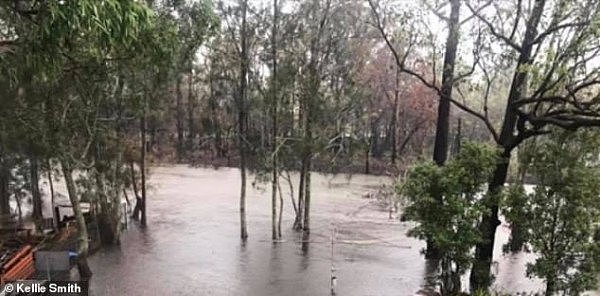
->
{"left": 398, "top": 142, "right": 498, "bottom": 295}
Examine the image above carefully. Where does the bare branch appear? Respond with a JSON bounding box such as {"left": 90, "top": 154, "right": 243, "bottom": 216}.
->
{"left": 532, "top": 21, "right": 590, "bottom": 45}
{"left": 367, "top": 0, "right": 441, "bottom": 95}
{"left": 459, "top": 0, "right": 492, "bottom": 26}
{"left": 422, "top": 0, "right": 450, "bottom": 22}
{"left": 465, "top": 1, "right": 522, "bottom": 51}
{"left": 508, "top": 0, "right": 522, "bottom": 41}
{"left": 454, "top": 85, "right": 499, "bottom": 143}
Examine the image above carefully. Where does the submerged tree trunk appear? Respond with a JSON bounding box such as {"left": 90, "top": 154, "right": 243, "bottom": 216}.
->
{"left": 294, "top": 164, "right": 306, "bottom": 231}
{"left": 303, "top": 160, "right": 312, "bottom": 235}
{"left": 471, "top": 0, "right": 546, "bottom": 290}
{"left": 301, "top": 85, "right": 314, "bottom": 234}
{"left": 298, "top": 0, "right": 328, "bottom": 237}
{"left": 270, "top": 0, "right": 279, "bottom": 241}
{"left": 239, "top": 142, "right": 248, "bottom": 240}
{"left": 140, "top": 104, "right": 148, "bottom": 227}
{"left": 94, "top": 140, "right": 124, "bottom": 245}
{"left": 61, "top": 160, "right": 92, "bottom": 279}
{"left": 95, "top": 172, "right": 120, "bottom": 245}
{"left": 238, "top": 0, "right": 249, "bottom": 241}
{"left": 277, "top": 178, "right": 283, "bottom": 239}
{"left": 270, "top": 109, "right": 278, "bottom": 240}
{"left": 129, "top": 161, "right": 141, "bottom": 220}
{"left": 283, "top": 171, "right": 298, "bottom": 217}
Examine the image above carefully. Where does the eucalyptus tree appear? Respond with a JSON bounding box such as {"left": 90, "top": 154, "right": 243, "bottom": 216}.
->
{"left": 238, "top": 0, "right": 250, "bottom": 240}
{"left": 462, "top": 0, "right": 600, "bottom": 288}
{"left": 0, "top": 0, "right": 216, "bottom": 277}
{"left": 369, "top": 0, "right": 473, "bottom": 258}
{"left": 207, "top": 0, "right": 380, "bottom": 238}
{"left": 369, "top": 0, "right": 600, "bottom": 288}
{"left": 213, "top": 0, "right": 255, "bottom": 240}
{"left": 270, "top": 0, "right": 279, "bottom": 240}
{"left": 132, "top": 0, "right": 217, "bottom": 226}
{"left": 169, "top": 0, "right": 219, "bottom": 162}
{"left": 288, "top": 0, "right": 378, "bottom": 233}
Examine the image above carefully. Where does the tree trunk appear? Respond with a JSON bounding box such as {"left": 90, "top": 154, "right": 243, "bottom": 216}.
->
{"left": 303, "top": 160, "right": 311, "bottom": 235}
{"left": 433, "top": 0, "right": 460, "bottom": 166}
{"left": 47, "top": 161, "right": 56, "bottom": 229}
{"left": 176, "top": 75, "right": 184, "bottom": 162}
{"left": 271, "top": 161, "right": 278, "bottom": 240}
{"left": 129, "top": 161, "right": 141, "bottom": 220}
{"left": 123, "top": 188, "right": 131, "bottom": 208}
{"left": 391, "top": 67, "right": 399, "bottom": 165}
{"left": 30, "top": 156, "right": 43, "bottom": 228}
{"left": 283, "top": 171, "right": 298, "bottom": 216}
{"left": 364, "top": 144, "right": 370, "bottom": 175}
{"left": 370, "top": 123, "right": 381, "bottom": 158}
{"left": 270, "top": 0, "right": 279, "bottom": 241}
{"left": 470, "top": 0, "right": 546, "bottom": 290}
{"left": 187, "top": 66, "right": 195, "bottom": 151}
{"left": 149, "top": 119, "right": 156, "bottom": 152}
{"left": 508, "top": 223, "right": 526, "bottom": 253}
{"left": 277, "top": 177, "right": 283, "bottom": 239}
{"left": 545, "top": 279, "right": 555, "bottom": 296}
{"left": 302, "top": 84, "right": 314, "bottom": 234}
{"left": 239, "top": 146, "right": 248, "bottom": 240}
{"left": 61, "top": 160, "right": 92, "bottom": 279}
{"left": 440, "top": 258, "right": 452, "bottom": 296}
{"left": 426, "top": 0, "right": 461, "bottom": 260}
{"left": 95, "top": 170, "right": 120, "bottom": 245}
{"left": 0, "top": 158, "right": 10, "bottom": 218}
{"left": 452, "top": 117, "right": 462, "bottom": 155}
{"left": 294, "top": 164, "right": 305, "bottom": 231}
{"left": 238, "top": 0, "right": 249, "bottom": 241}
{"left": 14, "top": 188, "right": 23, "bottom": 225}
{"left": 140, "top": 104, "right": 148, "bottom": 227}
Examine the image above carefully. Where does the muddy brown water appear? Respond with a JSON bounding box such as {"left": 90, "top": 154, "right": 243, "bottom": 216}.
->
{"left": 48, "top": 165, "right": 595, "bottom": 296}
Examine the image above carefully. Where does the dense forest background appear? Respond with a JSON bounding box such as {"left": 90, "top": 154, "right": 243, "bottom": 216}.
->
{"left": 1, "top": 0, "right": 599, "bottom": 295}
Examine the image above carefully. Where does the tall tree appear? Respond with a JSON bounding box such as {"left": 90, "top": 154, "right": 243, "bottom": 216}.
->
{"left": 465, "top": 0, "right": 600, "bottom": 288}
{"left": 238, "top": 0, "right": 250, "bottom": 240}
{"left": 270, "top": 0, "right": 280, "bottom": 240}
{"left": 369, "top": 0, "right": 465, "bottom": 258}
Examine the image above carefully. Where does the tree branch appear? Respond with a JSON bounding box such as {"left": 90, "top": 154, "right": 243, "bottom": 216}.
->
{"left": 367, "top": 0, "right": 441, "bottom": 95}
{"left": 465, "top": 2, "right": 522, "bottom": 51}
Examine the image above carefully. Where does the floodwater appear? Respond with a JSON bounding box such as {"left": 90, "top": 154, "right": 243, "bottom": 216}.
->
{"left": 75, "top": 166, "right": 597, "bottom": 296}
